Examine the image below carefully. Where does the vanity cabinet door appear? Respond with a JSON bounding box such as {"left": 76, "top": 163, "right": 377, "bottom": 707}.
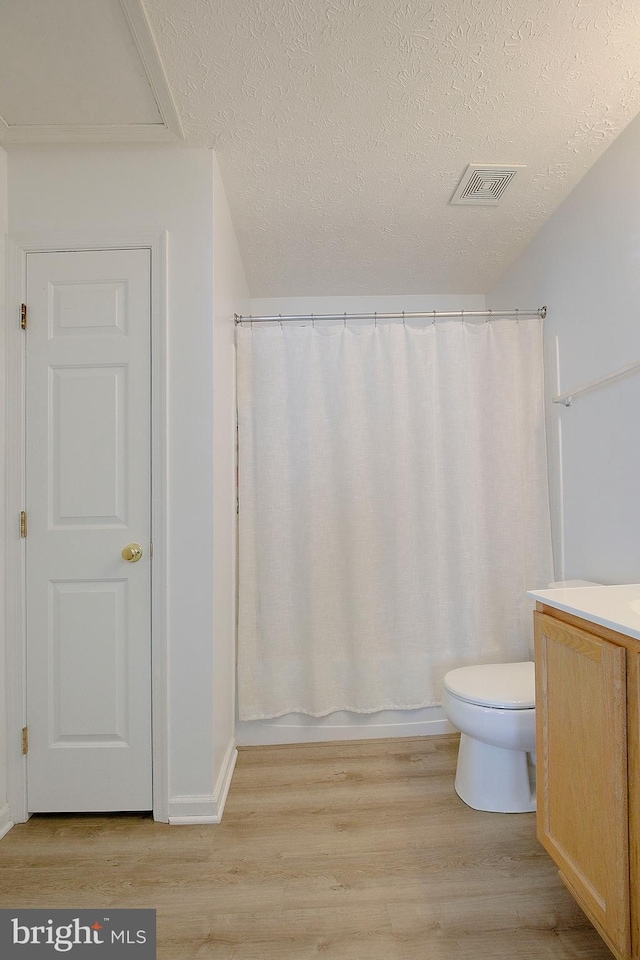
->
{"left": 535, "top": 612, "right": 630, "bottom": 958}
{"left": 628, "top": 649, "right": 640, "bottom": 960}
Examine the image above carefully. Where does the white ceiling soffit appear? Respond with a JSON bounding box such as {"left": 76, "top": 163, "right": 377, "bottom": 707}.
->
{"left": 143, "top": 0, "right": 640, "bottom": 297}
{"left": 0, "top": 0, "right": 182, "bottom": 144}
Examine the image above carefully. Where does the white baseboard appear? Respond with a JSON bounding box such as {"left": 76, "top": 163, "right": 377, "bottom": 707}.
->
{"left": 236, "top": 706, "right": 455, "bottom": 746}
{"left": 168, "top": 740, "right": 238, "bottom": 825}
{"left": 0, "top": 803, "right": 15, "bottom": 841}
{"left": 212, "top": 738, "right": 238, "bottom": 816}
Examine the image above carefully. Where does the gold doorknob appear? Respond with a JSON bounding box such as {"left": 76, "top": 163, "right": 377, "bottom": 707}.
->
{"left": 121, "top": 543, "right": 143, "bottom": 563}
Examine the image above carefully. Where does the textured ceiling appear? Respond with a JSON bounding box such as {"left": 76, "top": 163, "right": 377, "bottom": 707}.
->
{"left": 143, "top": 0, "right": 640, "bottom": 297}
{"left": 3, "top": 1, "right": 640, "bottom": 297}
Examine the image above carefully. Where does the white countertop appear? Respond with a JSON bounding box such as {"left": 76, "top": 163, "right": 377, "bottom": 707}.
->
{"left": 527, "top": 583, "right": 640, "bottom": 641}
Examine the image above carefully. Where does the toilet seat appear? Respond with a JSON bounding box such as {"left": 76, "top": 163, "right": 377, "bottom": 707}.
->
{"left": 444, "top": 661, "right": 535, "bottom": 709}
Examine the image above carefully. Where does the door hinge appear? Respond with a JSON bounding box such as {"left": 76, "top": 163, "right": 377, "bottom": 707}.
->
{"left": 21, "top": 727, "right": 28, "bottom": 756}
{"left": 20, "top": 303, "right": 27, "bottom": 330}
{"left": 20, "top": 511, "right": 27, "bottom": 538}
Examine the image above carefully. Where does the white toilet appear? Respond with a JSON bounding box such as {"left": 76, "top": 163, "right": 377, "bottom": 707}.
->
{"left": 442, "top": 580, "right": 599, "bottom": 813}
{"left": 442, "top": 661, "right": 536, "bottom": 813}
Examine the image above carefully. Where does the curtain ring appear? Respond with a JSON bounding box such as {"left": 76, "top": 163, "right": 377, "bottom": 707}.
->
{"left": 343, "top": 312, "right": 347, "bottom": 329}
{"left": 278, "top": 314, "right": 283, "bottom": 329}
{"left": 461, "top": 310, "right": 464, "bottom": 324}
{"left": 487, "top": 309, "right": 492, "bottom": 324}
{"left": 374, "top": 311, "right": 377, "bottom": 328}
{"left": 402, "top": 311, "right": 405, "bottom": 326}
{"left": 515, "top": 308, "right": 519, "bottom": 324}
{"left": 432, "top": 310, "right": 436, "bottom": 325}
{"left": 311, "top": 313, "right": 315, "bottom": 329}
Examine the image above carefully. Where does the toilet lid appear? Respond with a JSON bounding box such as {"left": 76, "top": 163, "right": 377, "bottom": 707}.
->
{"left": 443, "top": 661, "right": 535, "bottom": 709}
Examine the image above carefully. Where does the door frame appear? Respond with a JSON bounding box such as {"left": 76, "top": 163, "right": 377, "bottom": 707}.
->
{"left": 4, "top": 234, "right": 169, "bottom": 823}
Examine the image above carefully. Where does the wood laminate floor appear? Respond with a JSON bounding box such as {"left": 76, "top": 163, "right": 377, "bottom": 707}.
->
{"left": 0, "top": 736, "right": 614, "bottom": 959}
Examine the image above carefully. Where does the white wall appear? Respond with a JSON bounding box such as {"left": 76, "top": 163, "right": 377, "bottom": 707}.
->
{"left": 238, "top": 291, "right": 485, "bottom": 746}
{"left": 0, "top": 146, "right": 10, "bottom": 836}
{"left": 6, "top": 145, "right": 238, "bottom": 821}
{"left": 488, "top": 114, "right": 640, "bottom": 584}
{"left": 249, "top": 293, "right": 486, "bottom": 320}
{"left": 212, "top": 155, "right": 249, "bottom": 791}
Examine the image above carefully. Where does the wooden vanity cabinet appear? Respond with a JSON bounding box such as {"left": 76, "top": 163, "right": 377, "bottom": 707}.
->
{"left": 535, "top": 606, "right": 640, "bottom": 960}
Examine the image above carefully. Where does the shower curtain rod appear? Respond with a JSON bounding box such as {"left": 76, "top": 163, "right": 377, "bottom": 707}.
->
{"left": 234, "top": 306, "right": 547, "bottom": 324}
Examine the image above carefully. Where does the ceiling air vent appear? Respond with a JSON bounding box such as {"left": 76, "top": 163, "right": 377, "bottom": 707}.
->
{"left": 450, "top": 163, "right": 526, "bottom": 205}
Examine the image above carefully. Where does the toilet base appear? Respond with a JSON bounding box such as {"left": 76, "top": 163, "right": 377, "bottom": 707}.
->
{"left": 455, "top": 733, "right": 536, "bottom": 813}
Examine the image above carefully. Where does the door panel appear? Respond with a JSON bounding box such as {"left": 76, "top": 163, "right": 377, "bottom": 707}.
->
{"left": 26, "top": 249, "right": 152, "bottom": 812}
{"left": 50, "top": 579, "right": 128, "bottom": 743}
{"left": 51, "top": 365, "right": 128, "bottom": 526}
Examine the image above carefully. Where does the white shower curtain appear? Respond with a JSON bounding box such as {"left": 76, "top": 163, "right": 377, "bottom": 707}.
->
{"left": 236, "top": 319, "right": 553, "bottom": 720}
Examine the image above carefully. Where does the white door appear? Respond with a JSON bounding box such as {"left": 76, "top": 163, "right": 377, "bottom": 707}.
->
{"left": 25, "top": 249, "right": 152, "bottom": 812}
